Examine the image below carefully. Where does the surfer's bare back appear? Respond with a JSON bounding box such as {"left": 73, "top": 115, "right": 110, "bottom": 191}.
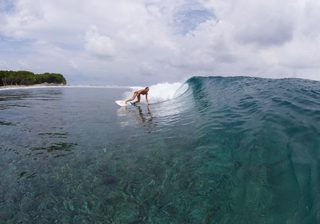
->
{"left": 125, "top": 87, "right": 149, "bottom": 105}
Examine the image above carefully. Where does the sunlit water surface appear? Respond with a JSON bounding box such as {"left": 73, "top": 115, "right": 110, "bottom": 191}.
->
{"left": 1, "top": 76, "right": 320, "bottom": 223}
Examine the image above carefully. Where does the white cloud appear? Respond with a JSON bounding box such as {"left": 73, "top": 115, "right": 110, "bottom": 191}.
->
{"left": 0, "top": 0, "right": 319, "bottom": 85}
{"left": 85, "top": 27, "right": 115, "bottom": 58}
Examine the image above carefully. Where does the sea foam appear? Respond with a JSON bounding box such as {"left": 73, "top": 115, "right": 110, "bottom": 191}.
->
{"left": 124, "top": 82, "right": 189, "bottom": 104}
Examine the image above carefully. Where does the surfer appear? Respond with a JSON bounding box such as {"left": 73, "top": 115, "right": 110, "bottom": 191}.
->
{"left": 125, "top": 87, "right": 149, "bottom": 105}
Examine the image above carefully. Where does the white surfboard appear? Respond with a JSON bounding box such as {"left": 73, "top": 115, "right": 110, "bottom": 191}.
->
{"left": 115, "top": 100, "right": 127, "bottom": 107}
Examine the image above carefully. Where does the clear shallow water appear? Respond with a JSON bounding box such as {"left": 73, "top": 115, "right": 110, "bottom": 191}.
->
{"left": 0, "top": 76, "right": 320, "bottom": 223}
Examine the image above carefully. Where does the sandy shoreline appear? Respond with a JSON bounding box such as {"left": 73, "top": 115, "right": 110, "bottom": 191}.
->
{"left": 0, "top": 83, "right": 66, "bottom": 90}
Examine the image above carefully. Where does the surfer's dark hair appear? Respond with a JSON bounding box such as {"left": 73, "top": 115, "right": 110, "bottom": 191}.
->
{"left": 145, "top": 87, "right": 149, "bottom": 89}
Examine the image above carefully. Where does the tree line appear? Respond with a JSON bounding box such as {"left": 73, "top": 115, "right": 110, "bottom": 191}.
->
{"left": 0, "top": 70, "right": 67, "bottom": 86}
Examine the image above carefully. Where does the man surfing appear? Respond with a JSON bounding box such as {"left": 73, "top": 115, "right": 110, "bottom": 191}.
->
{"left": 125, "top": 87, "right": 149, "bottom": 105}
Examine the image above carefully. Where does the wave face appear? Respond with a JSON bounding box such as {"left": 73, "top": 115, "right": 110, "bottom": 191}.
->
{"left": 166, "top": 76, "right": 320, "bottom": 222}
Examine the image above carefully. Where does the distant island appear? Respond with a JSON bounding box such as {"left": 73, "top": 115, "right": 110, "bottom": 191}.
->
{"left": 0, "top": 70, "right": 67, "bottom": 86}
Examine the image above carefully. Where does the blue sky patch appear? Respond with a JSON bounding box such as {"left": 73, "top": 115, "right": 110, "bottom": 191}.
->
{"left": 174, "top": 8, "right": 216, "bottom": 35}
{"left": 0, "top": 0, "right": 15, "bottom": 12}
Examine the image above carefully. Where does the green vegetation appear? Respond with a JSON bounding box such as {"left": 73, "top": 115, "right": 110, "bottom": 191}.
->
{"left": 0, "top": 70, "right": 67, "bottom": 86}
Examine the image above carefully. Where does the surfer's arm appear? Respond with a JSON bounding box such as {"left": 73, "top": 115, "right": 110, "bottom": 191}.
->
{"left": 145, "top": 94, "right": 149, "bottom": 105}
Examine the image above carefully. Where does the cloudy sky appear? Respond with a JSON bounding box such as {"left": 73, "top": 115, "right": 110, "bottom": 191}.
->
{"left": 0, "top": 0, "right": 319, "bottom": 85}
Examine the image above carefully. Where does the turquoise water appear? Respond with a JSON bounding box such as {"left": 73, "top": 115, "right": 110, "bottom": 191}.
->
{"left": 0, "top": 76, "right": 320, "bottom": 223}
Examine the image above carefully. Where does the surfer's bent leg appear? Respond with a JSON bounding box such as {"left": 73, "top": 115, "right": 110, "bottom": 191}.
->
{"left": 125, "top": 92, "right": 138, "bottom": 103}
{"left": 134, "top": 94, "right": 141, "bottom": 103}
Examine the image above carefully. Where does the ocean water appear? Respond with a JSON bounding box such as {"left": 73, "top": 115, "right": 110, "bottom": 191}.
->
{"left": 0, "top": 76, "right": 320, "bottom": 223}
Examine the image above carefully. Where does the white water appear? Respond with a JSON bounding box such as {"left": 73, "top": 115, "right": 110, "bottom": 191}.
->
{"left": 123, "top": 82, "right": 189, "bottom": 104}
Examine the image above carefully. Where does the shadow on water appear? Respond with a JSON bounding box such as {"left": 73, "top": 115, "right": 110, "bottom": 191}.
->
{"left": 117, "top": 104, "right": 154, "bottom": 131}
{"left": 136, "top": 105, "right": 153, "bottom": 123}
